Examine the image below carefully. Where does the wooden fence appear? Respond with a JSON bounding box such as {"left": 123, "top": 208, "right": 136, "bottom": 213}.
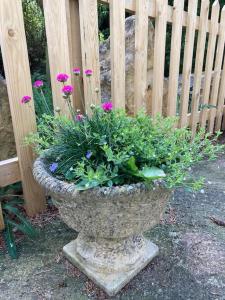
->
{"left": 1, "top": 0, "right": 225, "bottom": 228}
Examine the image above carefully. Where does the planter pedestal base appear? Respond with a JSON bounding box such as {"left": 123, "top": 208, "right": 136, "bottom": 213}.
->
{"left": 63, "top": 234, "right": 159, "bottom": 296}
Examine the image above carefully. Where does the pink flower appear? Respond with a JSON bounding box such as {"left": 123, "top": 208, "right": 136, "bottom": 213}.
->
{"left": 57, "top": 73, "right": 69, "bottom": 83}
{"left": 102, "top": 102, "right": 113, "bottom": 112}
{"left": 20, "top": 95, "right": 31, "bottom": 104}
{"left": 76, "top": 114, "right": 84, "bottom": 121}
{"left": 85, "top": 69, "right": 93, "bottom": 77}
{"left": 62, "top": 85, "right": 74, "bottom": 95}
{"left": 73, "top": 68, "right": 81, "bottom": 76}
{"left": 33, "top": 80, "right": 44, "bottom": 88}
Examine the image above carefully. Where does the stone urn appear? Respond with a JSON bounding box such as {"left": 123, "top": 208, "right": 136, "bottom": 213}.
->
{"left": 33, "top": 157, "right": 171, "bottom": 296}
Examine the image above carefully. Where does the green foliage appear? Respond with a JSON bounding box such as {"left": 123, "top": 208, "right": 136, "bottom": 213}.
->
{"left": 32, "top": 73, "right": 53, "bottom": 117}
{"left": 28, "top": 106, "right": 223, "bottom": 191}
{"left": 22, "top": 0, "right": 46, "bottom": 74}
{"left": 98, "top": 4, "right": 110, "bottom": 40}
{"left": 25, "top": 114, "right": 56, "bottom": 154}
{"left": 0, "top": 184, "right": 39, "bottom": 259}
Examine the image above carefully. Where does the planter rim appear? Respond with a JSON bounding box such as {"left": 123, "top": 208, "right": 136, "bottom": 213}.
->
{"left": 33, "top": 156, "right": 168, "bottom": 198}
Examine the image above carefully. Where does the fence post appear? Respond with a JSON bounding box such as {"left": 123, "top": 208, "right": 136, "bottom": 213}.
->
{"left": 0, "top": 0, "right": 45, "bottom": 216}
{"left": 215, "top": 7, "right": 225, "bottom": 131}
{"left": 208, "top": 1, "right": 224, "bottom": 133}
{"left": 110, "top": 0, "right": 125, "bottom": 109}
{"left": 179, "top": 0, "right": 198, "bottom": 127}
{"left": 79, "top": 0, "right": 101, "bottom": 113}
{"left": 68, "top": 0, "right": 84, "bottom": 112}
{"left": 200, "top": 2, "right": 220, "bottom": 128}
{"left": 134, "top": 0, "right": 149, "bottom": 114}
{"left": 151, "top": 0, "right": 168, "bottom": 116}
{"left": 44, "top": 0, "right": 83, "bottom": 115}
{"left": 167, "top": 0, "right": 184, "bottom": 117}
{"left": 190, "top": 0, "right": 209, "bottom": 136}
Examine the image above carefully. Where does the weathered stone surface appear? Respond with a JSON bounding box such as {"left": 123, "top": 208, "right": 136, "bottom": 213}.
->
{"left": 33, "top": 156, "right": 171, "bottom": 295}
{"left": 33, "top": 157, "right": 171, "bottom": 239}
{"left": 0, "top": 76, "right": 16, "bottom": 160}
{"left": 100, "top": 16, "right": 168, "bottom": 115}
{"left": 63, "top": 236, "right": 158, "bottom": 296}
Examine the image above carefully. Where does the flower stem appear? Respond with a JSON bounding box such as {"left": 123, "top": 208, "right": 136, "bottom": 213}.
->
{"left": 75, "top": 76, "right": 85, "bottom": 113}
{"left": 40, "top": 88, "right": 52, "bottom": 115}
{"left": 66, "top": 96, "right": 76, "bottom": 122}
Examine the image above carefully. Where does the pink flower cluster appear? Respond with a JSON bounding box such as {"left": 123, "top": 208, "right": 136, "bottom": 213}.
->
{"left": 73, "top": 68, "right": 81, "bottom": 75}
{"left": 62, "top": 85, "right": 74, "bottom": 96}
{"left": 85, "top": 69, "right": 93, "bottom": 77}
{"left": 33, "top": 80, "right": 43, "bottom": 88}
{"left": 102, "top": 102, "right": 113, "bottom": 112}
{"left": 57, "top": 73, "right": 69, "bottom": 83}
{"left": 20, "top": 68, "right": 101, "bottom": 109}
{"left": 20, "top": 95, "right": 31, "bottom": 104}
{"left": 76, "top": 114, "right": 84, "bottom": 121}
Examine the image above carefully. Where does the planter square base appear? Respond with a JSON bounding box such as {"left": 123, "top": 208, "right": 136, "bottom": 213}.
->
{"left": 63, "top": 238, "right": 159, "bottom": 296}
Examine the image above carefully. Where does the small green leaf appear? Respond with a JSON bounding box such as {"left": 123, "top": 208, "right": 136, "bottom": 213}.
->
{"left": 3, "top": 205, "right": 39, "bottom": 238}
{"left": 138, "top": 167, "right": 166, "bottom": 180}
{"left": 7, "top": 219, "right": 38, "bottom": 239}
{"left": 126, "top": 156, "right": 139, "bottom": 173}
{"left": 75, "top": 180, "right": 100, "bottom": 191}
{"left": 65, "top": 168, "right": 75, "bottom": 181}
{"left": 3, "top": 221, "right": 18, "bottom": 259}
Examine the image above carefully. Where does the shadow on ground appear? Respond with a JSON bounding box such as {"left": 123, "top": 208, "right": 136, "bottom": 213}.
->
{"left": 1, "top": 156, "right": 225, "bottom": 300}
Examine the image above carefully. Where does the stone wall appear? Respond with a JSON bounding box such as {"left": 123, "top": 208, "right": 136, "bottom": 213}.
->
{"left": 0, "top": 76, "right": 16, "bottom": 160}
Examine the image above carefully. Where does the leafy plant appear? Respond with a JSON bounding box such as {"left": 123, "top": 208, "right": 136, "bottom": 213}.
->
{"left": 24, "top": 69, "right": 223, "bottom": 192}
{"left": 0, "top": 184, "right": 39, "bottom": 259}
{"left": 27, "top": 106, "right": 223, "bottom": 191}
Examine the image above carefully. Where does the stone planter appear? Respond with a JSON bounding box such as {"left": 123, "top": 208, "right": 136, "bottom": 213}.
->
{"left": 33, "top": 157, "right": 171, "bottom": 296}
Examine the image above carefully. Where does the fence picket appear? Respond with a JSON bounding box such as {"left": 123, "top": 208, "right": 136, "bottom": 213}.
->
{"left": 200, "top": 1, "right": 220, "bottom": 128}
{"left": 215, "top": 7, "right": 225, "bottom": 131}
{"left": 68, "top": 0, "right": 84, "bottom": 112}
{"left": 44, "top": 0, "right": 75, "bottom": 116}
{"left": 133, "top": 0, "right": 149, "bottom": 113}
{"left": 110, "top": 0, "right": 125, "bottom": 109}
{"left": 179, "top": 0, "right": 198, "bottom": 127}
{"left": 191, "top": 0, "right": 210, "bottom": 136}
{"left": 0, "top": 0, "right": 45, "bottom": 215}
{"left": 208, "top": 1, "right": 224, "bottom": 133}
{"left": 79, "top": 0, "right": 101, "bottom": 113}
{"left": 151, "top": 0, "right": 168, "bottom": 116}
{"left": 167, "top": 0, "right": 184, "bottom": 117}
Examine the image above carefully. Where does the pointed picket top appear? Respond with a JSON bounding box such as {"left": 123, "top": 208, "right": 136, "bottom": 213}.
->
{"left": 212, "top": 0, "right": 220, "bottom": 8}
{"left": 220, "top": 5, "right": 225, "bottom": 25}
{"left": 211, "top": 0, "right": 220, "bottom": 24}
{"left": 201, "top": 0, "right": 210, "bottom": 11}
{"left": 201, "top": 0, "right": 210, "bottom": 24}
{"left": 218, "top": 5, "right": 225, "bottom": 35}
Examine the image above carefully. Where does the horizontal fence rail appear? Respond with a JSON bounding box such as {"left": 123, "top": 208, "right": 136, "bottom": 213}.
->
{"left": 0, "top": 158, "right": 21, "bottom": 187}
{"left": 0, "top": 0, "right": 225, "bottom": 224}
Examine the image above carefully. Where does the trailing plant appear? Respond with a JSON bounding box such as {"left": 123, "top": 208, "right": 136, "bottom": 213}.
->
{"left": 0, "top": 184, "right": 39, "bottom": 259}
{"left": 23, "top": 69, "right": 223, "bottom": 192}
